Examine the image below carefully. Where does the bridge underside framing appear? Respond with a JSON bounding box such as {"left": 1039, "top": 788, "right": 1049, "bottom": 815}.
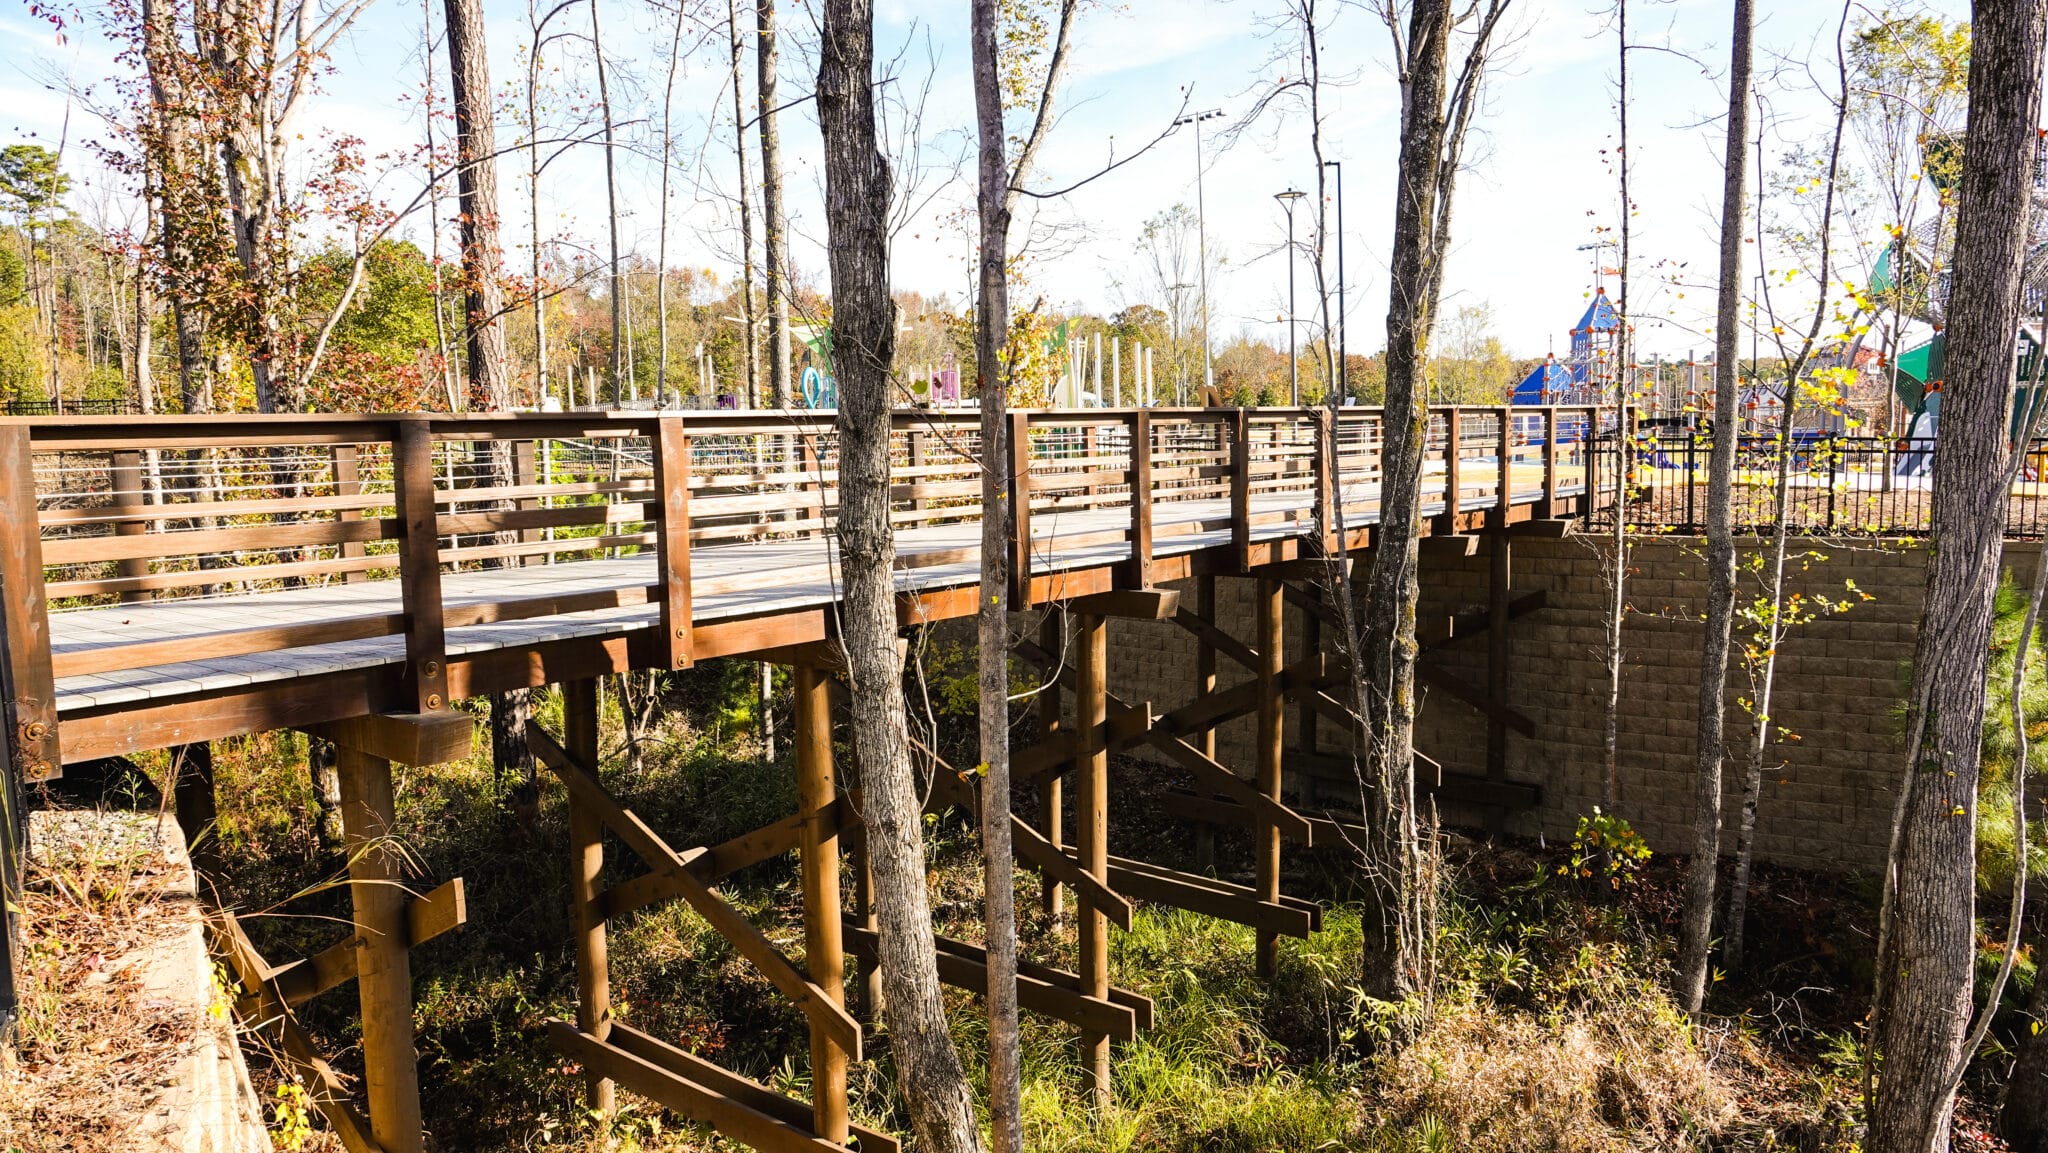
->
{"left": 0, "top": 407, "right": 1596, "bottom": 1151}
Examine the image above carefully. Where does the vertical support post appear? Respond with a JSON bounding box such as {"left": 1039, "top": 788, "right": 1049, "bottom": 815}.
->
{"left": 334, "top": 444, "right": 367, "bottom": 584}
{"left": 1495, "top": 406, "right": 1514, "bottom": 517}
{"left": 1038, "top": 614, "right": 1065, "bottom": 920}
{"left": 1008, "top": 411, "right": 1033, "bottom": 608}
{"left": 171, "top": 742, "right": 218, "bottom": 871}
{"left": 1128, "top": 410, "right": 1152, "bottom": 587}
{"left": 514, "top": 440, "right": 542, "bottom": 566}
{"left": 1297, "top": 593, "right": 1320, "bottom": 807}
{"left": 1438, "top": 407, "right": 1463, "bottom": 532}
{"left": 1313, "top": 409, "right": 1334, "bottom": 551}
{"left": 0, "top": 426, "right": 58, "bottom": 780}
{"left": 1542, "top": 408, "right": 1560, "bottom": 519}
{"left": 1193, "top": 574, "right": 1218, "bottom": 871}
{"left": 908, "top": 428, "right": 928, "bottom": 515}
{"left": 1230, "top": 409, "right": 1251, "bottom": 571}
{"left": 653, "top": 417, "right": 693, "bottom": 669}
{"left": 849, "top": 787, "right": 881, "bottom": 1020}
{"left": 1485, "top": 533, "right": 1513, "bottom": 836}
{"left": 1075, "top": 612, "right": 1111, "bottom": 1110}
{"left": 1586, "top": 408, "right": 1602, "bottom": 522}
{"left": 563, "top": 678, "right": 615, "bottom": 1115}
{"left": 794, "top": 666, "right": 849, "bottom": 1142}
{"left": 393, "top": 420, "right": 448, "bottom": 714}
{"left": 111, "top": 450, "right": 151, "bottom": 602}
{"left": 336, "top": 745, "right": 425, "bottom": 1153}
{"left": 1254, "top": 578, "right": 1283, "bottom": 978}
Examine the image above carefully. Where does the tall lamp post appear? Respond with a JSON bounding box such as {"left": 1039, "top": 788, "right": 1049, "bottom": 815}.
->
{"left": 1168, "top": 281, "right": 1194, "bottom": 405}
{"left": 1275, "top": 189, "right": 1305, "bottom": 405}
{"left": 1174, "top": 108, "right": 1225, "bottom": 399}
{"left": 1322, "top": 160, "right": 1345, "bottom": 403}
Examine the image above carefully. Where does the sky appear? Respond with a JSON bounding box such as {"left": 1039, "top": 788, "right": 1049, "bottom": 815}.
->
{"left": 0, "top": 0, "right": 1967, "bottom": 361}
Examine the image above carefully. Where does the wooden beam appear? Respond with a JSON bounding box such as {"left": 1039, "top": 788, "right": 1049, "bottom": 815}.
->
{"left": 547, "top": 1021, "right": 860, "bottom": 1153}
{"left": 336, "top": 746, "right": 425, "bottom": 1153}
{"left": 392, "top": 418, "right": 448, "bottom": 716}
{"left": 1510, "top": 518, "right": 1576, "bottom": 537}
{"left": 653, "top": 416, "right": 694, "bottom": 669}
{"left": 302, "top": 710, "right": 475, "bottom": 767}
{"left": 272, "top": 878, "right": 469, "bottom": 1008}
{"left": 795, "top": 665, "right": 849, "bottom": 1145}
{"left": 1419, "top": 590, "right": 1549, "bottom": 651}
{"left": 751, "top": 640, "right": 848, "bottom": 671}
{"left": 1094, "top": 853, "right": 1319, "bottom": 939}
{"left": 1075, "top": 612, "right": 1112, "bottom": 1107}
{"left": 1414, "top": 661, "right": 1537, "bottom": 737}
{"left": 1170, "top": 608, "right": 1257, "bottom": 671}
{"left": 0, "top": 425, "right": 58, "bottom": 779}
{"left": 1062, "top": 588, "right": 1180, "bottom": 620}
{"left": 1420, "top": 534, "right": 1478, "bottom": 557}
{"left": 607, "top": 1023, "right": 897, "bottom": 1153}
{"left": 528, "top": 725, "right": 863, "bottom": 1062}
{"left": 1254, "top": 577, "right": 1284, "bottom": 977}
{"left": 1247, "top": 556, "right": 1351, "bottom": 582}
{"left": 840, "top": 924, "right": 1141, "bottom": 1043}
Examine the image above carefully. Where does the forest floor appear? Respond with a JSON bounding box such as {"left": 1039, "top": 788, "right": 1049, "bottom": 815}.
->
{"left": 74, "top": 664, "right": 2028, "bottom": 1152}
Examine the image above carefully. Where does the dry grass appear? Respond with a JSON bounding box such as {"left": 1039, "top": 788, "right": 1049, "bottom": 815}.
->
{"left": 0, "top": 809, "right": 196, "bottom": 1152}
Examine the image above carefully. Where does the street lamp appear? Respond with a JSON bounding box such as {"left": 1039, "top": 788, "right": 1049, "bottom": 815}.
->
{"left": 1274, "top": 189, "right": 1306, "bottom": 405}
{"left": 1167, "top": 281, "right": 1194, "bottom": 405}
{"left": 1322, "top": 161, "right": 1345, "bottom": 404}
{"left": 1174, "top": 107, "right": 1226, "bottom": 399}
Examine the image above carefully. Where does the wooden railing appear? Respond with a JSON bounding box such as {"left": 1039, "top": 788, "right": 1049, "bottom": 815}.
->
{"left": 0, "top": 405, "right": 1607, "bottom": 777}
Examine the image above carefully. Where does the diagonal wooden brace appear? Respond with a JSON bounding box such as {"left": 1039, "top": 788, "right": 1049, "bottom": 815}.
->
{"left": 528, "top": 725, "right": 863, "bottom": 1062}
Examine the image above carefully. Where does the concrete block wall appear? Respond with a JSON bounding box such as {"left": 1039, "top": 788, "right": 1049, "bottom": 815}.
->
{"left": 1084, "top": 538, "right": 2041, "bottom": 875}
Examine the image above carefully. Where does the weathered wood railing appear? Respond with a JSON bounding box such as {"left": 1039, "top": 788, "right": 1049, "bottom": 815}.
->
{"left": 0, "top": 405, "right": 1605, "bottom": 776}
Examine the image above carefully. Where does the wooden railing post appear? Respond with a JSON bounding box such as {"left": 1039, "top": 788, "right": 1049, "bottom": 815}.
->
{"left": 1009, "top": 411, "right": 1033, "bottom": 608}
{"left": 393, "top": 419, "right": 448, "bottom": 714}
{"left": 0, "top": 427, "right": 56, "bottom": 781}
{"left": 1541, "top": 407, "right": 1560, "bottom": 519}
{"left": 333, "top": 444, "right": 367, "bottom": 584}
{"left": 1438, "top": 407, "right": 1463, "bottom": 531}
{"left": 1128, "top": 410, "right": 1152, "bottom": 587}
{"left": 1313, "top": 409, "right": 1334, "bottom": 551}
{"left": 111, "top": 450, "right": 151, "bottom": 603}
{"left": 1230, "top": 409, "right": 1251, "bottom": 571}
{"left": 1494, "top": 406, "right": 1514, "bottom": 524}
{"left": 653, "top": 416, "right": 694, "bottom": 669}
{"left": 1585, "top": 409, "right": 1602, "bottom": 521}
{"left": 794, "top": 664, "right": 849, "bottom": 1143}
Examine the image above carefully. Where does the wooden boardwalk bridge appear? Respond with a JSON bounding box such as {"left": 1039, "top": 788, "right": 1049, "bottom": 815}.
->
{"left": 0, "top": 405, "right": 1607, "bottom": 1153}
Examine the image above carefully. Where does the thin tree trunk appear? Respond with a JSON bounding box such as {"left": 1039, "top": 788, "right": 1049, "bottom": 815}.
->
{"left": 656, "top": 2, "right": 684, "bottom": 401}
{"left": 728, "top": 0, "right": 759, "bottom": 406}
{"left": 970, "top": 0, "right": 1021, "bottom": 1143}
{"left": 1601, "top": 0, "right": 1630, "bottom": 812}
{"left": 593, "top": 0, "right": 623, "bottom": 402}
{"left": 816, "top": 1, "right": 982, "bottom": 1148}
{"left": 527, "top": 0, "right": 548, "bottom": 408}
{"left": 421, "top": 0, "right": 459, "bottom": 411}
{"left": 1675, "top": 0, "right": 1750, "bottom": 1014}
{"left": 1870, "top": 1, "right": 2048, "bottom": 1147}
{"left": 759, "top": 0, "right": 792, "bottom": 408}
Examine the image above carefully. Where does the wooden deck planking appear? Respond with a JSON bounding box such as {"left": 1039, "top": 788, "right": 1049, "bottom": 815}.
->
{"left": 47, "top": 462, "right": 1583, "bottom": 717}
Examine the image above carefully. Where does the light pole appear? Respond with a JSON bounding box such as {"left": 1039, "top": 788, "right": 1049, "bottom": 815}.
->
{"left": 1174, "top": 107, "right": 1225, "bottom": 398}
{"left": 1275, "top": 189, "right": 1305, "bottom": 405}
{"left": 1322, "top": 160, "right": 1345, "bottom": 404}
{"left": 1167, "top": 281, "right": 1194, "bottom": 405}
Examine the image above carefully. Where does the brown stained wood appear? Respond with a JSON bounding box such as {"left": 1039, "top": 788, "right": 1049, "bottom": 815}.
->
{"left": 1008, "top": 410, "right": 1032, "bottom": 607}
{"left": 599, "top": 811, "right": 813, "bottom": 921}
{"left": 794, "top": 664, "right": 849, "bottom": 1143}
{"left": 437, "top": 500, "right": 653, "bottom": 536}
{"left": 443, "top": 585, "right": 658, "bottom": 629}
{"left": 653, "top": 417, "right": 693, "bottom": 668}
{"left": 839, "top": 924, "right": 1138, "bottom": 1042}
{"left": 1542, "top": 408, "right": 1560, "bottom": 519}
{"left": 605, "top": 1023, "right": 899, "bottom": 1153}
{"left": 1414, "top": 661, "right": 1537, "bottom": 737}
{"left": 274, "top": 878, "right": 470, "bottom": 1008}
{"left": 393, "top": 420, "right": 447, "bottom": 714}
{"left": 1420, "top": 534, "right": 1478, "bottom": 557}
{"left": 1075, "top": 612, "right": 1111, "bottom": 1106}
{"left": 1062, "top": 588, "right": 1179, "bottom": 620}
{"left": 1129, "top": 410, "right": 1154, "bottom": 587}
{"left": 1093, "top": 853, "right": 1318, "bottom": 939}
{"left": 924, "top": 931, "right": 1154, "bottom": 1030}
{"left": 39, "top": 488, "right": 391, "bottom": 528}
{"left": 1, "top": 426, "right": 59, "bottom": 778}
{"left": 1255, "top": 577, "right": 1283, "bottom": 978}
{"left": 55, "top": 614, "right": 412, "bottom": 680}
{"left": 335, "top": 444, "right": 369, "bottom": 584}
{"left": 336, "top": 746, "right": 425, "bottom": 1153}
{"left": 110, "top": 451, "right": 150, "bottom": 603}
{"left": 1171, "top": 607, "right": 1258, "bottom": 671}
{"left": 1439, "top": 407, "right": 1463, "bottom": 533}
{"left": 1230, "top": 409, "right": 1251, "bottom": 570}
{"left": 564, "top": 678, "right": 615, "bottom": 1117}
{"left": 546, "top": 1021, "right": 860, "bottom": 1153}
{"left": 46, "top": 551, "right": 394, "bottom": 600}
{"left": 302, "top": 709, "right": 475, "bottom": 767}
{"left": 527, "top": 724, "right": 863, "bottom": 1061}
{"left": 39, "top": 516, "right": 401, "bottom": 567}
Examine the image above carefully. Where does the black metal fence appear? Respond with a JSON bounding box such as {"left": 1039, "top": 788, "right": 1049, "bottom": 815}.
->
{"left": 3, "top": 398, "right": 140, "bottom": 417}
{"left": 1587, "top": 432, "right": 2048, "bottom": 538}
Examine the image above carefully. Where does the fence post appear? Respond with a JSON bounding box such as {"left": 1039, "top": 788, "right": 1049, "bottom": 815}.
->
{"left": 110, "top": 450, "right": 151, "bottom": 603}
{"left": 0, "top": 426, "right": 57, "bottom": 780}
{"left": 334, "top": 445, "right": 368, "bottom": 583}
{"left": 393, "top": 419, "right": 448, "bottom": 714}
{"left": 1128, "top": 410, "right": 1153, "bottom": 587}
{"left": 1541, "top": 408, "right": 1559, "bottom": 519}
{"left": 1494, "top": 406, "right": 1514, "bottom": 523}
{"left": 1231, "top": 408, "right": 1251, "bottom": 571}
{"left": 653, "top": 416, "right": 694, "bottom": 669}
{"left": 1009, "top": 411, "right": 1033, "bottom": 608}
{"left": 1438, "top": 407, "right": 1463, "bottom": 532}
{"left": 1826, "top": 434, "right": 1838, "bottom": 531}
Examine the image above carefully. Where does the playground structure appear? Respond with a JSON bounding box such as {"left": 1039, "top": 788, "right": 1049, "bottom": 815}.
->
{"left": 0, "top": 404, "right": 1603, "bottom": 1153}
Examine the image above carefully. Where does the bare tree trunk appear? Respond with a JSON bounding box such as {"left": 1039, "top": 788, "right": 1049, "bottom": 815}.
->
{"left": 421, "top": 0, "right": 459, "bottom": 411}
{"left": 728, "top": 0, "right": 759, "bottom": 406}
{"left": 1600, "top": 0, "right": 1630, "bottom": 811}
{"left": 1870, "top": 2, "right": 2047, "bottom": 1147}
{"left": 592, "top": 0, "right": 623, "bottom": 402}
{"left": 656, "top": 2, "right": 684, "bottom": 401}
{"left": 817, "top": 1, "right": 982, "bottom": 1148}
{"left": 2005, "top": 927, "right": 2048, "bottom": 1147}
{"left": 758, "top": 0, "right": 792, "bottom": 408}
{"left": 526, "top": 0, "right": 548, "bottom": 408}
{"left": 1675, "top": 0, "right": 1750, "bottom": 1015}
